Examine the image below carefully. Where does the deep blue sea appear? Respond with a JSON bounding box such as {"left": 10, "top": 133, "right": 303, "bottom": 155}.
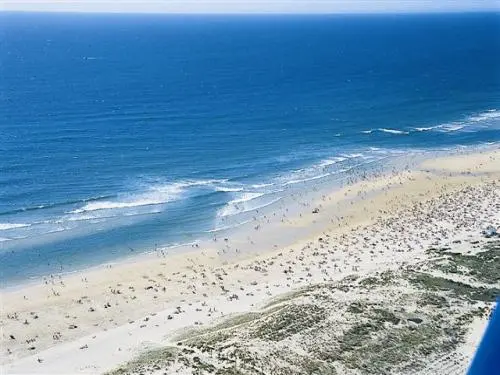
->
{"left": 1, "top": 12, "right": 499, "bottom": 285}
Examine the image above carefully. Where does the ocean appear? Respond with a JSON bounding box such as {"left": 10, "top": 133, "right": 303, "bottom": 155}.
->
{"left": 1, "top": 12, "right": 499, "bottom": 285}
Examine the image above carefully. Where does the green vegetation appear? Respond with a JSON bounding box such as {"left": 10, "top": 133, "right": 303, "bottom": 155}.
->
{"left": 262, "top": 287, "right": 313, "bottom": 309}
{"left": 106, "top": 240, "right": 498, "bottom": 375}
{"left": 410, "top": 273, "right": 500, "bottom": 302}
{"left": 105, "top": 346, "right": 179, "bottom": 375}
{"left": 252, "top": 304, "right": 327, "bottom": 341}
{"left": 417, "top": 293, "right": 449, "bottom": 308}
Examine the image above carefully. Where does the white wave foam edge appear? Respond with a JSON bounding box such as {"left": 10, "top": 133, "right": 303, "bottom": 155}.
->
{"left": 413, "top": 109, "right": 499, "bottom": 134}
{"left": 284, "top": 173, "right": 331, "bottom": 186}
{"left": 413, "top": 126, "right": 439, "bottom": 132}
{"left": 214, "top": 186, "right": 245, "bottom": 193}
{"left": 378, "top": 128, "right": 410, "bottom": 135}
{"left": 319, "top": 157, "right": 347, "bottom": 167}
{"left": 250, "top": 183, "right": 275, "bottom": 189}
{"left": 70, "top": 179, "right": 226, "bottom": 214}
{"left": 0, "top": 223, "right": 31, "bottom": 231}
{"left": 217, "top": 196, "right": 284, "bottom": 218}
{"left": 468, "top": 109, "right": 500, "bottom": 122}
{"left": 205, "top": 219, "right": 254, "bottom": 233}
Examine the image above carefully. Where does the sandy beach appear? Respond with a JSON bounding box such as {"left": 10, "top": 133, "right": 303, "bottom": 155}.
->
{"left": 1, "top": 148, "right": 499, "bottom": 374}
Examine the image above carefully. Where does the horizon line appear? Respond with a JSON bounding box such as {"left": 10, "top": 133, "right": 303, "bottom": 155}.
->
{"left": 1, "top": 9, "right": 499, "bottom": 15}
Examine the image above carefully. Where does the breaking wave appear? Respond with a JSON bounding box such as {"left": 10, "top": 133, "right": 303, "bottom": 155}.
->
{"left": 69, "top": 179, "right": 228, "bottom": 214}
{"left": 217, "top": 196, "right": 283, "bottom": 218}
{"left": 378, "top": 128, "right": 410, "bottom": 135}
{"left": 417, "top": 109, "right": 500, "bottom": 133}
{"left": 360, "top": 128, "right": 409, "bottom": 135}
{"left": 363, "top": 109, "right": 500, "bottom": 136}
{"left": 0, "top": 223, "right": 31, "bottom": 231}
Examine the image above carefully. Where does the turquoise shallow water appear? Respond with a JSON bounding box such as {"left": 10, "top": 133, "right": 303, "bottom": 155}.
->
{"left": 1, "top": 12, "right": 499, "bottom": 284}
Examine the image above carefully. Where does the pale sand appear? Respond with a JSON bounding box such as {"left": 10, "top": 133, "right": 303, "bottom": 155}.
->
{"left": 421, "top": 148, "right": 500, "bottom": 174}
{"left": 1, "top": 148, "right": 499, "bottom": 374}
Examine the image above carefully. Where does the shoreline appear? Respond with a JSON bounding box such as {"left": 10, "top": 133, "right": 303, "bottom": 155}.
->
{"left": 1, "top": 147, "right": 499, "bottom": 374}
{"left": 1, "top": 143, "right": 497, "bottom": 291}
{"left": 1, "top": 143, "right": 495, "bottom": 292}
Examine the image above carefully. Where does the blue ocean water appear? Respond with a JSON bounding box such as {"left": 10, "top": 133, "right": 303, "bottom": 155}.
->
{"left": 1, "top": 12, "right": 499, "bottom": 285}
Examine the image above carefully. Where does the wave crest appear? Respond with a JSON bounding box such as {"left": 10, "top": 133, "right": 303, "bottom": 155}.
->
{"left": 0, "top": 223, "right": 31, "bottom": 231}
{"left": 70, "top": 179, "right": 228, "bottom": 214}
{"left": 413, "top": 109, "right": 500, "bottom": 134}
{"left": 378, "top": 128, "right": 410, "bottom": 135}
